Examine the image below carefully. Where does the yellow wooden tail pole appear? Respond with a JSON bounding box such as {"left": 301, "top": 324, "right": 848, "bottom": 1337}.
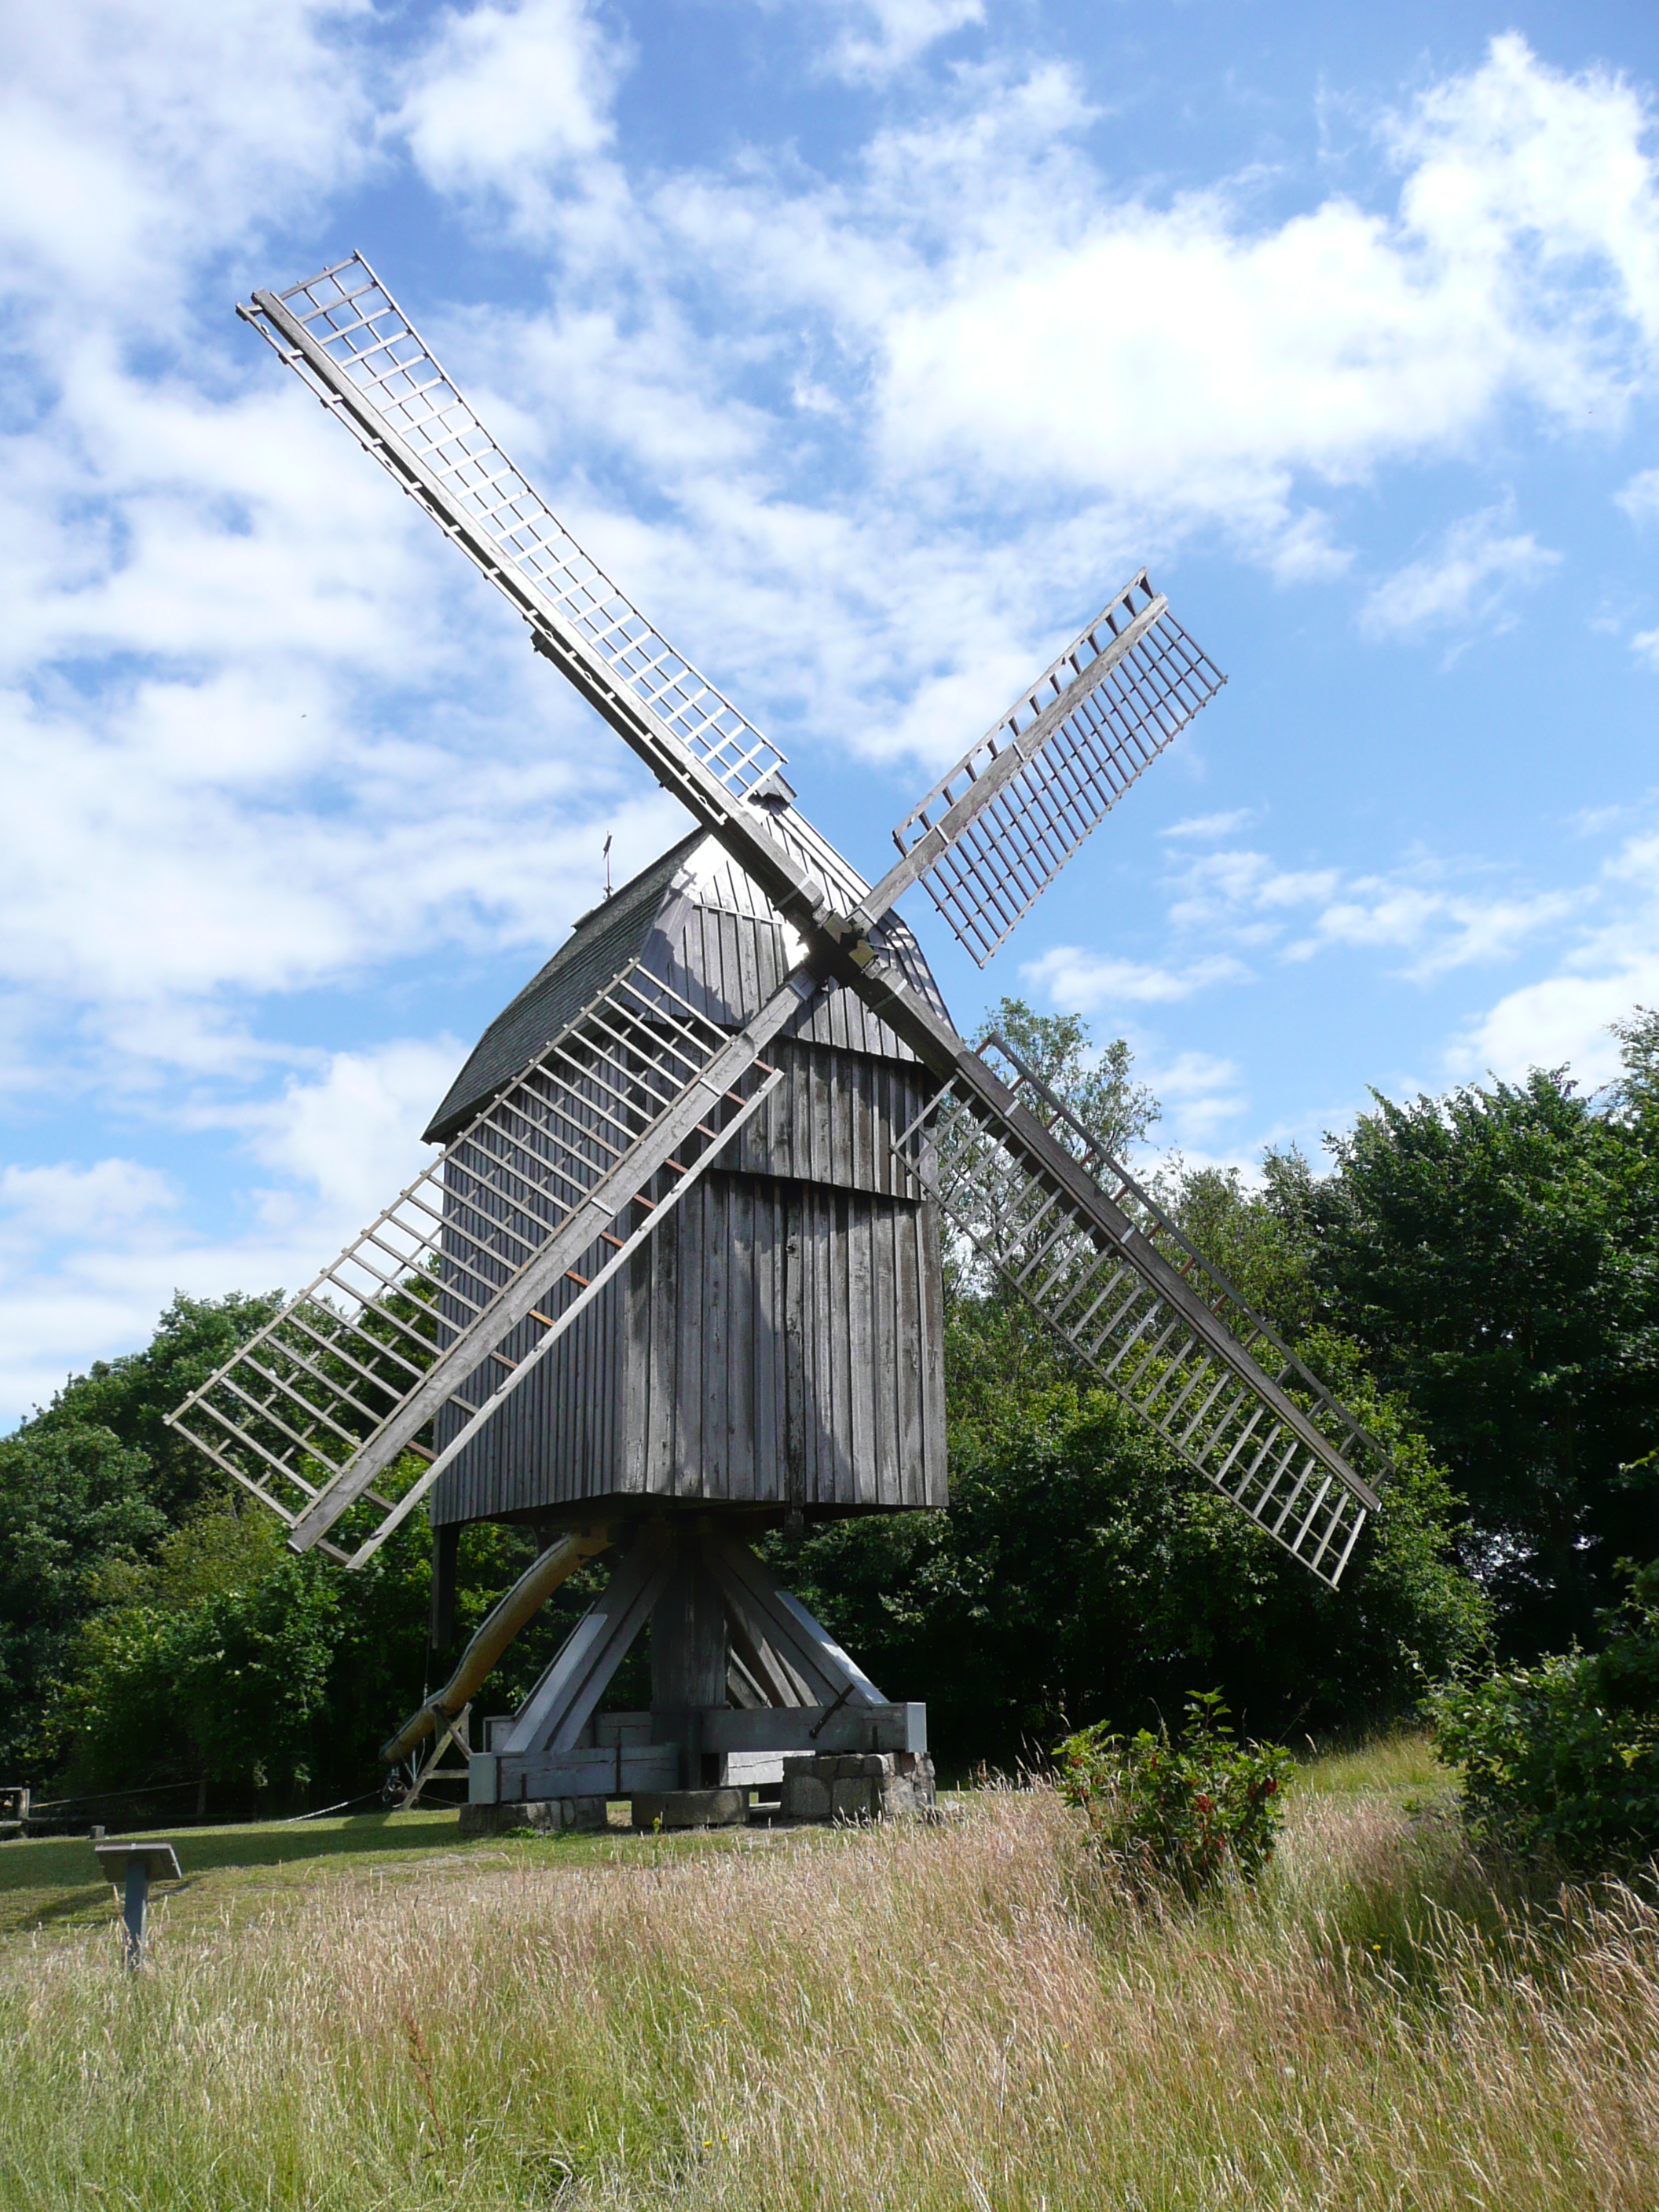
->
{"left": 380, "top": 1527, "right": 613, "bottom": 1765}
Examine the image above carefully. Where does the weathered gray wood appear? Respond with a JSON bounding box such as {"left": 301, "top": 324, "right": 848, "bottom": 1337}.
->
{"left": 416, "top": 822, "right": 947, "bottom": 1529}
{"left": 496, "top": 1522, "right": 674, "bottom": 1758}
{"left": 703, "top": 1703, "right": 925, "bottom": 1755}
{"left": 704, "top": 1534, "right": 884, "bottom": 1707}
{"left": 651, "top": 1546, "right": 728, "bottom": 1711}
{"left": 481, "top": 1742, "right": 680, "bottom": 1803}
{"left": 431, "top": 1176, "right": 945, "bottom": 1518}
{"left": 580, "top": 1704, "right": 928, "bottom": 1756}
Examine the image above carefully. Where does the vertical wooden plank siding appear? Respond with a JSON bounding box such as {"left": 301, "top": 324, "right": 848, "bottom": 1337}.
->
{"left": 428, "top": 1173, "right": 946, "bottom": 1521}
{"left": 427, "top": 869, "right": 949, "bottom": 1528}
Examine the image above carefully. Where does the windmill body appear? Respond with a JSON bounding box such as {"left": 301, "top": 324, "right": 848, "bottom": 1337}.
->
{"left": 423, "top": 827, "right": 950, "bottom": 1635}
{"left": 167, "top": 254, "right": 1396, "bottom": 1826}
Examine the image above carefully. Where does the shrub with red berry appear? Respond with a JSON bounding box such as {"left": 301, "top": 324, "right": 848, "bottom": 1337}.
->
{"left": 1056, "top": 1689, "right": 1295, "bottom": 1897}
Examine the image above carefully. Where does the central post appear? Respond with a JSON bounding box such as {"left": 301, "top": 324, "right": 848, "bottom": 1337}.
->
{"left": 650, "top": 1525, "right": 731, "bottom": 1790}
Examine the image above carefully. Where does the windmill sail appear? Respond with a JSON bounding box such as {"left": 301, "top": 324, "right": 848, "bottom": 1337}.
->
{"left": 215, "top": 252, "right": 1390, "bottom": 1589}
{"left": 167, "top": 961, "right": 800, "bottom": 1564}
{"left": 242, "top": 255, "right": 873, "bottom": 939}
{"left": 877, "top": 573, "right": 1225, "bottom": 965}
{"left": 895, "top": 1035, "right": 1384, "bottom": 1585}
{"left": 242, "top": 256, "right": 786, "bottom": 809}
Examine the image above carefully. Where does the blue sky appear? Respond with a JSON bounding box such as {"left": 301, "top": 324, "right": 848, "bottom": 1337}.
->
{"left": 5, "top": 0, "right": 1659, "bottom": 1423}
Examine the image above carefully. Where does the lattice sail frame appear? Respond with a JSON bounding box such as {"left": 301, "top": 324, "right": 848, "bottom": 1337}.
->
{"left": 243, "top": 254, "right": 872, "bottom": 931}
{"left": 244, "top": 256, "right": 786, "bottom": 804}
{"left": 167, "top": 961, "right": 786, "bottom": 1565}
{"left": 895, "top": 1039, "right": 1384, "bottom": 1586}
{"left": 886, "top": 573, "right": 1225, "bottom": 965}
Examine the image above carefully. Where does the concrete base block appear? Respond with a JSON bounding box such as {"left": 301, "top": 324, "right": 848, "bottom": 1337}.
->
{"left": 631, "top": 1788, "right": 749, "bottom": 1831}
{"left": 459, "top": 1796, "right": 608, "bottom": 1837}
{"left": 779, "top": 1750, "right": 936, "bottom": 1823}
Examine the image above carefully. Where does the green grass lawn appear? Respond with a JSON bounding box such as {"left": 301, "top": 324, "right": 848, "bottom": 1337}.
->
{"left": 0, "top": 1797, "right": 837, "bottom": 1944}
{"left": 2, "top": 1739, "right": 1651, "bottom": 2212}
{"left": 0, "top": 1743, "right": 1442, "bottom": 1953}
{"left": 1293, "top": 1728, "right": 1453, "bottom": 1801}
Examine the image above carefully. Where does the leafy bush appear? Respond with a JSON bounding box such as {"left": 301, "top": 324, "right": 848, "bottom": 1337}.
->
{"left": 1056, "top": 1690, "right": 1295, "bottom": 1895}
{"left": 1430, "top": 1558, "right": 1659, "bottom": 1873}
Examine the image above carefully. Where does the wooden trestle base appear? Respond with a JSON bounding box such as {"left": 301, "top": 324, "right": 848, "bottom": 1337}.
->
{"left": 456, "top": 1517, "right": 929, "bottom": 1821}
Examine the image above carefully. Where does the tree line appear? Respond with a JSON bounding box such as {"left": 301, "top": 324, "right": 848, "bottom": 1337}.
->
{"left": 2, "top": 1004, "right": 1654, "bottom": 1815}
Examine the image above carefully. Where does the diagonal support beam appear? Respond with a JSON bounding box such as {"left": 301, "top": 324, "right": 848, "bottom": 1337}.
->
{"left": 702, "top": 1534, "right": 886, "bottom": 1707}
{"left": 380, "top": 1525, "right": 615, "bottom": 1763}
{"left": 496, "top": 1522, "right": 676, "bottom": 1759}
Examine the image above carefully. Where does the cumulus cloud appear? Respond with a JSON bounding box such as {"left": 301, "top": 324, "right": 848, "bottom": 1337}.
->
{"left": 395, "top": 0, "right": 622, "bottom": 228}
{"left": 1451, "top": 969, "right": 1659, "bottom": 1090}
{"left": 1139, "top": 1050, "right": 1249, "bottom": 1147}
{"left": 0, "top": 0, "right": 377, "bottom": 321}
{"left": 0, "top": 1039, "right": 463, "bottom": 1421}
{"left": 1161, "top": 842, "right": 1577, "bottom": 982}
{"left": 232, "top": 1041, "right": 465, "bottom": 1229}
{"left": 1617, "top": 466, "right": 1659, "bottom": 522}
{"left": 1359, "top": 505, "right": 1560, "bottom": 639}
{"left": 815, "top": 35, "right": 1659, "bottom": 566}
{"left": 1448, "top": 827, "right": 1659, "bottom": 1085}
{"left": 813, "top": 0, "right": 984, "bottom": 83}
{"left": 1019, "top": 946, "right": 1248, "bottom": 1013}
{"left": 0, "top": 1159, "right": 178, "bottom": 1258}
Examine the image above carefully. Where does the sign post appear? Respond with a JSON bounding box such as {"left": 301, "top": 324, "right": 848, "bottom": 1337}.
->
{"left": 94, "top": 1841, "right": 182, "bottom": 1969}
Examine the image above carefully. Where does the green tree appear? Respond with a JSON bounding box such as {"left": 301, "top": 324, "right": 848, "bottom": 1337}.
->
{"left": 22, "top": 1291, "right": 284, "bottom": 1524}
{"left": 781, "top": 1339, "right": 1485, "bottom": 1771}
{"left": 0, "top": 1292, "right": 280, "bottom": 1779}
{"left": 1260, "top": 1035, "right": 1659, "bottom": 1656}
{"left": 980, "top": 996, "right": 1160, "bottom": 1161}
{"left": 775, "top": 1005, "right": 1486, "bottom": 1767}
{"left": 0, "top": 1423, "right": 166, "bottom": 1774}
{"left": 1430, "top": 1554, "right": 1659, "bottom": 1873}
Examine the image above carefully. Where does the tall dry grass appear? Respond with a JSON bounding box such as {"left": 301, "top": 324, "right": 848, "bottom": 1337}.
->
{"left": 2, "top": 1781, "right": 1657, "bottom": 2209}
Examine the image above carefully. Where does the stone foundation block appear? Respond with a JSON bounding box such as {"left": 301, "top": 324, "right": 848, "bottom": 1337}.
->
{"left": 779, "top": 1750, "right": 936, "bottom": 1823}
{"left": 459, "top": 1796, "right": 607, "bottom": 1837}
{"left": 631, "top": 1788, "right": 748, "bottom": 1831}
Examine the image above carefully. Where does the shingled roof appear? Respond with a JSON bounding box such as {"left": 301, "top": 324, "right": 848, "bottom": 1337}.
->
{"left": 423, "top": 830, "right": 954, "bottom": 1144}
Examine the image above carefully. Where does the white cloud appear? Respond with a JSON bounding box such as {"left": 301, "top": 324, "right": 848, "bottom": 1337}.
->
{"left": 1163, "top": 809, "right": 1260, "bottom": 841}
{"left": 1443, "top": 826, "right": 1659, "bottom": 1084}
{"left": 234, "top": 1041, "right": 463, "bottom": 1228}
{"left": 0, "top": 1159, "right": 178, "bottom": 1258}
{"left": 1140, "top": 1049, "right": 1249, "bottom": 1145}
{"left": 1359, "top": 504, "right": 1560, "bottom": 639}
{"left": 1451, "top": 969, "right": 1659, "bottom": 1090}
{"left": 1287, "top": 885, "right": 1577, "bottom": 977}
{"left": 815, "top": 0, "right": 984, "bottom": 84}
{"left": 835, "top": 36, "right": 1659, "bottom": 565}
{"left": 0, "top": 0, "right": 376, "bottom": 320}
{"left": 1019, "top": 945, "right": 1247, "bottom": 1013}
{"left": 1632, "top": 625, "right": 1659, "bottom": 668}
{"left": 0, "top": 1039, "right": 463, "bottom": 1422}
{"left": 396, "top": 0, "right": 621, "bottom": 228}
{"left": 1616, "top": 466, "right": 1659, "bottom": 522}
{"left": 1165, "top": 843, "right": 1575, "bottom": 980}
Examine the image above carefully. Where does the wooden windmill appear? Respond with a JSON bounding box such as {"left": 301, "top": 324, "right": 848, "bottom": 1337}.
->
{"left": 167, "top": 256, "right": 1393, "bottom": 1827}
